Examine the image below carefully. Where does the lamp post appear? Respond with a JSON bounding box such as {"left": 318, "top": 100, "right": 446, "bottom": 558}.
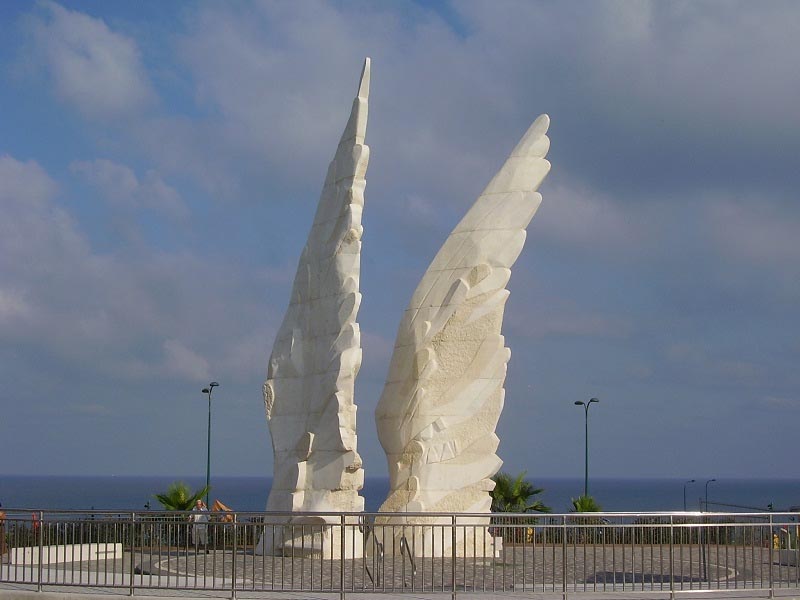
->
{"left": 202, "top": 382, "right": 219, "bottom": 506}
{"left": 574, "top": 398, "right": 599, "bottom": 498}
{"left": 704, "top": 478, "right": 717, "bottom": 512}
{"left": 701, "top": 478, "right": 716, "bottom": 582}
{"left": 683, "top": 479, "right": 696, "bottom": 511}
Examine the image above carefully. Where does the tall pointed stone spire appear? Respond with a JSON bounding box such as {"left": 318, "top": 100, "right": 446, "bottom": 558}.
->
{"left": 257, "top": 58, "right": 371, "bottom": 558}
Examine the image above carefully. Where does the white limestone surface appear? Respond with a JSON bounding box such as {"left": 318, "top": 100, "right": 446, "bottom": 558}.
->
{"left": 373, "top": 115, "right": 551, "bottom": 557}
{"left": 256, "top": 59, "right": 371, "bottom": 559}
{"left": 10, "top": 543, "right": 122, "bottom": 565}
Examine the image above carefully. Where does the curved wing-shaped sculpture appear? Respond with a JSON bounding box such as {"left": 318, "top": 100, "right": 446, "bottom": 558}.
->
{"left": 257, "top": 59, "right": 370, "bottom": 557}
{"left": 374, "top": 115, "right": 551, "bottom": 556}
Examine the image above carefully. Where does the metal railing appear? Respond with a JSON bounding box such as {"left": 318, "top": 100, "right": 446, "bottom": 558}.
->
{"left": 1, "top": 509, "right": 799, "bottom": 598}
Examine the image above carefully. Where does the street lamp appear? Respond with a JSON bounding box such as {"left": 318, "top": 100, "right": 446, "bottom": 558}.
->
{"left": 683, "top": 479, "right": 696, "bottom": 511}
{"left": 704, "top": 478, "right": 717, "bottom": 512}
{"left": 701, "top": 478, "right": 717, "bottom": 582}
{"left": 202, "top": 382, "right": 220, "bottom": 506}
{"left": 574, "top": 398, "right": 600, "bottom": 498}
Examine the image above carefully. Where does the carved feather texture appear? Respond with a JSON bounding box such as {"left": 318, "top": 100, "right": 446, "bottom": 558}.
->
{"left": 263, "top": 59, "right": 370, "bottom": 517}
{"left": 375, "top": 114, "right": 551, "bottom": 517}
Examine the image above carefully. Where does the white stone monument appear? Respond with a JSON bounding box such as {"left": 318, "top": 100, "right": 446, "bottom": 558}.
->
{"left": 256, "top": 59, "right": 370, "bottom": 559}
{"left": 373, "top": 114, "right": 551, "bottom": 557}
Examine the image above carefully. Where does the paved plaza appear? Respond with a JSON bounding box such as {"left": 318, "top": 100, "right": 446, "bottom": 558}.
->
{"left": 3, "top": 543, "right": 800, "bottom": 599}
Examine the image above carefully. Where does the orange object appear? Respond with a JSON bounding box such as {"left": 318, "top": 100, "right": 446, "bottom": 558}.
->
{"left": 211, "top": 499, "right": 234, "bottom": 523}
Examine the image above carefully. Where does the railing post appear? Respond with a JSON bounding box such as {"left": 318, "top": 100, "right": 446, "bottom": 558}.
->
{"left": 129, "top": 512, "right": 136, "bottom": 596}
{"left": 37, "top": 511, "right": 44, "bottom": 592}
{"left": 562, "top": 515, "right": 568, "bottom": 600}
{"left": 769, "top": 513, "right": 774, "bottom": 598}
{"left": 669, "top": 515, "right": 675, "bottom": 600}
{"left": 451, "top": 514, "right": 457, "bottom": 600}
{"left": 340, "top": 514, "right": 346, "bottom": 600}
{"left": 230, "top": 513, "right": 237, "bottom": 600}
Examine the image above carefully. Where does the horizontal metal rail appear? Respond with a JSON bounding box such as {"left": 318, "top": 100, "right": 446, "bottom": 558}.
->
{"left": 1, "top": 509, "right": 799, "bottom": 597}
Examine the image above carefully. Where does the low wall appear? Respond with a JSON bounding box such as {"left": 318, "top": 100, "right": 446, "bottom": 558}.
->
{"left": 9, "top": 543, "right": 122, "bottom": 566}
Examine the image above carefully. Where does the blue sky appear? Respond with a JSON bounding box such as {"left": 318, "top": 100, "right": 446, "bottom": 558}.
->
{"left": 0, "top": 1, "right": 798, "bottom": 482}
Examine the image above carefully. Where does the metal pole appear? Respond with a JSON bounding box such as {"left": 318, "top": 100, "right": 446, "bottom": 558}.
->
{"left": 129, "top": 512, "right": 136, "bottom": 596}
{"left": 37, "top": 511, "right": 44, "bottom": 592}
{"left": 574, "top": 398, "right": 598, "bottom": 498}
{"left": 231, "top": 513, "right": 237, "bottom": 600}
{"left": 203, "top": 382, "right": 219, "bottom": 507}
{"left": 769, "top": 513, "right": 775, "bottom": 599}
{"left": 701, "top": 480, "right": 714, "bottom": 584}
{"left": 206, "top": 388, "right": 212, "bottom": 506}
{"left": 669, "top": 515, "right": 675, "bottom": 600}
{"left": 562, "top": 515, "right": 568, "bottom": 600}
{"left": 451, "top": 514, "right": 457, "bottom": 600}
{"left": 583, "top": 405, "right": 589, "bottom": 497}
{"left": 340, "top": 514, "right": 346, "bottom": 600}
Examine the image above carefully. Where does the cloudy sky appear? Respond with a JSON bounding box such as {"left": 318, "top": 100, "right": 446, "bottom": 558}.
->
{"left": 1, "top": 1, "right": 798, "bottom": 483}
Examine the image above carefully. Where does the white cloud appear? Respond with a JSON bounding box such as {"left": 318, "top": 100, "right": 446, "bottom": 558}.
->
{"left": 759, "top": 396, "right": 800, "bottom": 411}
{"left": 71, "top": 159, "right": 188, "bottom": 220}
{"left": 0, "top": 289, "right": 32, "bottom": 322}
{"left": 0, "top": 154, "right": 58, "bottom": 202}
{"left": 0, "top": 153, "right": 89, "bottom": 288}
{"left": 666, "top": 342, "right": 764, "bottom": 382}
{"left": 133, "top": 2, "right": 505, "bottom": 202}
{"left": 0, "top": 154, "right": 270, "bottom": 385}
{"left": 69, "top": 403, "right": 114, "bottom": 416}
{"left": 508, "top": 309, "right": 632, "bottom": 339}
{"left": 4, "top": 1, "right": 800, "bottom": 478}
{"left": 163, "top": 339, "right": 209, "bottom": 381}
{"left": 405, "top": 195, "right": 437, "bottom": 220}
{"left": 459, "top": 2, "right": 800, "bottom": 139}
{"left": 360, "top": 330, "right": 394, "bottom": 370}
{"left": 27, "top": 1, "right": 155, "bottom": 119}
{"left": 217, "top": 334, "right": 269, "bottom": 384}
{"left": 532, "top": 182, "right": 646, "bottom": 250}
{"left": 706, "top": 198, "right": 800, "bottom": 266}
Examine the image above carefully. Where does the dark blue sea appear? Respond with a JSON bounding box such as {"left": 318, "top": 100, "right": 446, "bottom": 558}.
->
{"left": 1, "top": 476, "right": 799, "bottom": 514}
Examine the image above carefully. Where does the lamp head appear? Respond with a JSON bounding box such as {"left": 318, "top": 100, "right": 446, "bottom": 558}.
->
{"left": 589, "top": 397, "right": 599, "bottom": 404}
{"left": 574, "top": 401, "right": 585, "bottom": 406}
{"left": 209, "top": 381, "right": 219, "bottom": 389}
{"left": 202, "top": 388, "right": 210, "bottom": 394}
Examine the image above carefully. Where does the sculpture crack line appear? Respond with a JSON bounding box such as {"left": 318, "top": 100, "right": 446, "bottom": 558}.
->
{"left": 257, "top": 59, "right": 370, "bottom": 557}
{"left": 374, "top": 114, "right": 551, "bottom": 557}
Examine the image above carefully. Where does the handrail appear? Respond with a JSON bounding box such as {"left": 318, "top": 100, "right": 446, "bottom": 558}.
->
{"left": 365, "top": 536, "right": 384, "bottom": 586}
{"left": 399, "top": 535, "right": 416, "bottom": 578}
{"left": 4, "top": 507, "right": 799, "bottom": 518}
{"left": 1, "top": 510, "right": 797, "bottom": 597}
{"left": 360, "top": 514, "right": 383, "bottom": 587}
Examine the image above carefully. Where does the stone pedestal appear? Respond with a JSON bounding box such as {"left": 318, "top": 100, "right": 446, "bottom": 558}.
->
{"left": 369, "top": 516, "right": 502, "bottom": 559}
{"left": 256, "top": 515, "right": 364, "bottom": 559}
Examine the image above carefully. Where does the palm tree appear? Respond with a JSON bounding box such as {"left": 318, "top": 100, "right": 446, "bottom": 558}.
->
{"left": 491, "top": 471, "right": 551, "bottom": 513}
{"left": 570, "top": 494, "right": 602, "bottom": 513}
{"left": 569, "top": 494, "right": 603, "bottom": 543}
{"left": 491, "top": 471, "right": 550, "bottom": 544}
{"left": 154, "top": 481, "right": 210, "bottom": 511}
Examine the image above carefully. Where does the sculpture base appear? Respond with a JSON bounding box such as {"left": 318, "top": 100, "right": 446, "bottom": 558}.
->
{"left": 368, "top": 516, "right": 502, "bottom": 559}
{"left": 255, "top": 516, "right": 364, "bottom": 559}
